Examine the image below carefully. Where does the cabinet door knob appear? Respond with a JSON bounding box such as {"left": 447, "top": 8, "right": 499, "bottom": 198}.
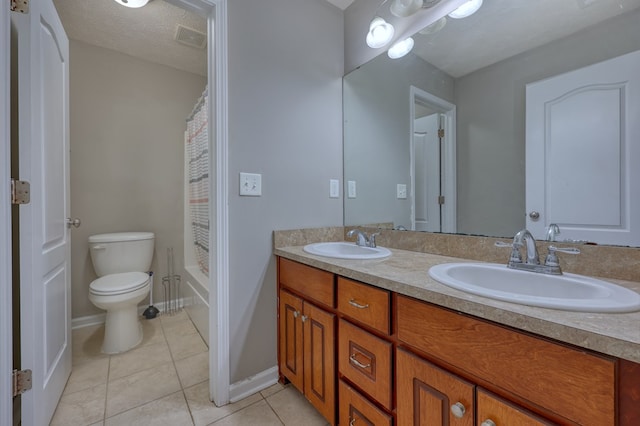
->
{"left": 301, "top": 315, "right": 308, "bottom": 322}
{"left": 293, "top": 311, "right": 299, "bottom": 318}
{"left": 450, "top": 402, "right": 466, "bottom": 418}
{"left": 348, "top": 299, "right": 370, "bottom": 309}
{"left": 481, "top": 420, "right": 496, "bottom": 426}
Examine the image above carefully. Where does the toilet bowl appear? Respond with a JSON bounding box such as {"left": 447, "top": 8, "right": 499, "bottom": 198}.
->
{"left": 88, "top": 232, "right": 154, "bottom": 354}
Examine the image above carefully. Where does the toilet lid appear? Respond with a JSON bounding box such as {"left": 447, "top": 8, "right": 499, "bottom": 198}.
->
{"left": 90, "top": 272, "right": 150, "bottom": 296}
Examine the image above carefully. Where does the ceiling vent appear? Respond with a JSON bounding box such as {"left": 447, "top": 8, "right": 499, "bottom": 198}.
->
{"left": 174, "top": 25, "right": 207, "bottom": 49}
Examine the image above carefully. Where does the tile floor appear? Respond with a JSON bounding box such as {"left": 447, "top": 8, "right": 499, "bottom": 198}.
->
{"left": 51, "top": 310, "right": 328, "bottom": 426}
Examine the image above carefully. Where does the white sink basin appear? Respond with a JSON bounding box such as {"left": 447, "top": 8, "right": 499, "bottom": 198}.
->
{"left": 303, "top": 242, "right": 391, "bottom": 260}
{"left": 428, "top": 262, "right": 640, "bottom": 313}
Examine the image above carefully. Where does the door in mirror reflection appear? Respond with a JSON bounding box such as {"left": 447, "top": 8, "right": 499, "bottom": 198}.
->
{"left": 526, "top": 49, "right": 640, "bottom": 246}
{"left": 413, "top": 113, "right": 442, "bottom": 232}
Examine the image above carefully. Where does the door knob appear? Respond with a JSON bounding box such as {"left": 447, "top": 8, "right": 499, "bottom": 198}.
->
{"left": 66, "top": 217, "right": 81, "bottom": 228}
{"left": 529, "top": 211, "right": 540, "bottom": 220}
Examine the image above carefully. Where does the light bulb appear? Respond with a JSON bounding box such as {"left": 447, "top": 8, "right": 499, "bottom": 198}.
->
{"left": 366, "top": 17, "right": 395, "bottom": 49}
{"left": 388, "top": 37, "right": 414, "bottom": 59}
{"left": 113, "top": 0, "right": 149, "bottom": 8}
{"left": 448, "top": 0, "right": 482, "bottom": 19}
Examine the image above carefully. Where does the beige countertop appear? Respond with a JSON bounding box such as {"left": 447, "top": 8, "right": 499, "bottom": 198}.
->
{"left": 274, "top": 245, "right": 640, "bottom": 364}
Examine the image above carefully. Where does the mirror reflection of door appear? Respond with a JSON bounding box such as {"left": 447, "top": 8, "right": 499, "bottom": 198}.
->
{"left": 413, "top": 112, "right": 443, "bottom": 232}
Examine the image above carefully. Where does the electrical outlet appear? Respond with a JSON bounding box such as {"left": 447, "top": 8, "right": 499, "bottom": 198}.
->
{"left": 240, "top": 172, "right": 262, "bottom": 196}
{"left": 330, "top": 179, "right": 340, "bottom": 198}
{"left": 348, "top": 180, "right": 357, "bottom": 198}
{"left": 397, "top": 184, "right": 407, "bottom": 199}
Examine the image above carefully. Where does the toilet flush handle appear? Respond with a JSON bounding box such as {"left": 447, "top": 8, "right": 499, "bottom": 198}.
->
{"left": 66, "top": 217, "right": 81, "bottom": 228}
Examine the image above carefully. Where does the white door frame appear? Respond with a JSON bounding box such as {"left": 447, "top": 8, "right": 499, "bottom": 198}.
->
{"left": 167, "top": 0, "right": 230, "bottom": 406}
{"left": 409, "top": 86, "right": 457, "bottom": 234}
{"left": 1, "top": 3, "right": 13, "bottom": 425}
{"left": 0, "top": 0, "right": 229, "bottom": 419}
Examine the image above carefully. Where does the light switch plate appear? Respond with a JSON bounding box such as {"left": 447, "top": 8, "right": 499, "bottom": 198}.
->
{"left": 240, "top": 172, "right": 262, "bottom": 196}
{"left": 347, "top": 180, "right": 357, "bottom": 198}
{"left": 330, "top": 179, "right": 340, "bottom": 198}
{"left": 397, "top": 184, "right": 407, "bottom": 199}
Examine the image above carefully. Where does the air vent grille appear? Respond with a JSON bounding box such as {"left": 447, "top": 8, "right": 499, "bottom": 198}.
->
{"left": 174, "top": 25, "right": 207, "bottom": 49}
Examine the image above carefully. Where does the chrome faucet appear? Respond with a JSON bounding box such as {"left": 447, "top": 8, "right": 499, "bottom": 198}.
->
{"left": 546, "top": 223, "right": 560, "bottom": 242}
{"left": 495, "top": 228, "right": 580, "bottom": 275}
{"left": 347, "top": 229, "right": 379, "bottom": 248}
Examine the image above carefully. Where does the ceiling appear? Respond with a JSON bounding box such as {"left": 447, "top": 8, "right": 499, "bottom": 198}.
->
{"left": 53, "top": 0, "right": 207, "bottom": 76}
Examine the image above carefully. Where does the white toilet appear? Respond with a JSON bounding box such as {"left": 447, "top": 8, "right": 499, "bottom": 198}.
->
{"left": 88, "top": 232, "right": 155, "bottom": 354}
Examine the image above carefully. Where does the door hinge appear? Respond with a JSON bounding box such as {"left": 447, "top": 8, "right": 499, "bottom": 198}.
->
{"left": 10, "top": 0, "right": 28, "bottom": 13}
{"left": 438, "top": 128, "right": 445, "bottom": 138}
{"left": 438, "top": 195, "right": 445, "bottom": 205}
{"left": 11, "top": 179, "right": 30, "bottom": 205}
{"left": 12, "top": 369, "right": 32, "bottom": 397}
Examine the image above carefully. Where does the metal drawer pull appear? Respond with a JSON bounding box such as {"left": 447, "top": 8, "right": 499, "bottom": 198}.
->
{"left": 349, "top": 417, "right": 356, "bottom": 426}
{"left": 481, "top": 420, "right": 496, "bottom": 426}
{"left": 349, "top": 354, "right": 371, "bottom": 369}
{"left": 348, "top": 299, "right": 369, "bottom": 309}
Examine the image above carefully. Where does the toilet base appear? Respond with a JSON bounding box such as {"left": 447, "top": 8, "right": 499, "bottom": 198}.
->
{"left": 102, "top": 305, "right": 143, "bottom": 354}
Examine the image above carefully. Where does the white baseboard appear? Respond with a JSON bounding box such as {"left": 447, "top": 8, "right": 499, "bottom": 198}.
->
{"left": 71, "top": 298, "right": 186, "bottom": 330}
{"left": 229, "top": 366, "right": 279, "bottom": 403}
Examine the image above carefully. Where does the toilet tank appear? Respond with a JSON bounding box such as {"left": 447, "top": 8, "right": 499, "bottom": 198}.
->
{"left": 88, "top": 232, "right": 155, "bottom": 277}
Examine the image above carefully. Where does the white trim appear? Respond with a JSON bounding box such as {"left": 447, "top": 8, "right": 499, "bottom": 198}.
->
{"left": 71, "top": 300, "right": 190, "bottom": 330}
{"left": 228, "top": 366, "right": 279, "bottom": 403}
{"left": 410, "top": 86, "right": 457, "bottom": 234}
{"left": 211, "top": 0, "right": 230, "bottom": 407}
{"left": 1, "top": 3, "right": 13, "bottom": 424}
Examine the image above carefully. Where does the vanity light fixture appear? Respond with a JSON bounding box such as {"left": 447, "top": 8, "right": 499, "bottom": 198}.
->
{"left": 448, "top": 0, "right": 483, "bottom": 19}
{"left": 366, "top": 17, "right": 396, "bottom": 48}
{"left": 113, "top": 0, "right": 150, "bottom": 8}
{"left": 388, "top": 37, "right": 415, "bottom": 58}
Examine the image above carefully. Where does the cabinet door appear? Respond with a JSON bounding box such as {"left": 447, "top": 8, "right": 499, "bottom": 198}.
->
{"left": 279, "top": 290, "right": 304, "bottom": 391}
{"left": 397, "top": 348, "right": 474, "bottom": 426}
{"left": 476, "top": 389, "right": 556, "bottom": 426}
{"left": 303, "top": 302, "right": 336, "bottom": 424}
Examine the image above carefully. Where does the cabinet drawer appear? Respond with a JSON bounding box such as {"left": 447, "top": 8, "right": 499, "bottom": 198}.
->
{"left": 396, "top": 295, "right": 616, "bottom": 426}
{"left": 339, "top": 380, "right": 392, "bottom": 426}
{"left": 338, "top": 319, "right": 393, "bottom": 410}
{"left": 337, "top": 277, "right": 390, "bottom": 335}
{"left": 477, "top": 388, "right": 555, "bottom": 426}
{"left": 278, "top": 258, "right": 334, "bottom": 307}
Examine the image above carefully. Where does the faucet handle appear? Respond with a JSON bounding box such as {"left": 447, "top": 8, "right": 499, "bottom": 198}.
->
{"left": 369, "top": 232, "right": 380, "bottom": 248}
{"left": 544, "top": 245, "right": 580, "bottom": 267}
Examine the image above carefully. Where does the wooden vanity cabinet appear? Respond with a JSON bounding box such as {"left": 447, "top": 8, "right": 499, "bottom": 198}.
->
{"left": 278, "top": 259, "right": 336, "bottom": 424}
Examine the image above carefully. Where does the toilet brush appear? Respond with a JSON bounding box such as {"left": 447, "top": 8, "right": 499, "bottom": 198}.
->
{"left": 143, "top": 271, "right": 160, "bottom": 319}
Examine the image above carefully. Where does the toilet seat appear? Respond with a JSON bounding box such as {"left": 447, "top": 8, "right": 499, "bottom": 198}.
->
{"left": 90, "top": 272, "right": 150, "bottom": 296}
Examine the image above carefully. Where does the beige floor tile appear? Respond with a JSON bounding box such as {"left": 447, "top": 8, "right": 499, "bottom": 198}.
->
{"left": 175, "top": 351, "right": 209, "bottom": 388}
{"left": 159, "top": 310, "right": 190, "bottom": 328}
{"left": 108, "top": 341, "right": 172, "bottom": 381}
{"left": 162, "top": 315, "right": 198, "bottom": 337}
{"left": 64, "top": 357, "right": 110, "bottom": 395}
{"left": 266, "top": 386, "right": 328, "bottom": 426}
{"left": 105, "top": 361, "right": 181, "bottom": 418}
{"left": 260, "top": 383, "right": 287, "bottom": 399}
{"left": 104, "top": 391, "right": 193, "bottom": 426}
{"left": 208, "top": 399, "right": 282, "bottom": 426}
{"left": 184, "top": 381, "right": 263, "bottom": 426}
{"left": 50, "top": 382, "right": 106, "bottom": 426}
{"left": 138, "top": 317, "right": 166, "bottom": 347}
{"left": 166, "top": 329, "right": 208, "bottom": 361}
{"left": 72, "top": 325, "right": 109, "bottom": 366}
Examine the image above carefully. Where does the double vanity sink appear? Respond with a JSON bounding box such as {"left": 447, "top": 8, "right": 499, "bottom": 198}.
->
{"left": 303, "top": 241, "right": 640, "bottom": 313}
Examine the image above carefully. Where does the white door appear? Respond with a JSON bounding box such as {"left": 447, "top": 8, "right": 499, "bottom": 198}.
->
{"left": 14, "top": 0, "right": 71, "bottom": 423}
{"left": 413, "top": 113, "right": 441, "bottom": 232}
{"left": 526, "top": 49, "right": 640, "bottom": 246}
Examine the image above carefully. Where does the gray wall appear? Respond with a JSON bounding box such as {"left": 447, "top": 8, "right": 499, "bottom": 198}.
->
{"left": 344, "top": 53, "right": 453, "bottom": 228}
{"left": 69, "top": 40, "right": 206, "bottom": 318}
{"left": 227, "top": 0, "right": 344, "bottom": 383}
{"left": 455, "top": 9, "right": 640, "bottom": 237}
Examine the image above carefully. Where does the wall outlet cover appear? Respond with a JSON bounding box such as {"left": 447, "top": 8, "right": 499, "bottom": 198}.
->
{"left": 348, "top": 180, "right": 357, "bottom": 198}
{"left": 397, "top": 184, "right": 407, "bottom": 199}
{"left": 240, "top": 172, "right": 262, "bottom": 196}
{"left": 330, "top": 179, "right": 340, "bottom": 198}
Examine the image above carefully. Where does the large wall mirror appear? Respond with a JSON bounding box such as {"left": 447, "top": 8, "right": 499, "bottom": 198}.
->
{"left": 344, "top": 0, "right": 640, "bottom": 247}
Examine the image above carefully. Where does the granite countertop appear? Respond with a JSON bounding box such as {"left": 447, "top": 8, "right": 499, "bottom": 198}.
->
{"left": 274, "top": 245, "right": 640, "bottom": 364}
